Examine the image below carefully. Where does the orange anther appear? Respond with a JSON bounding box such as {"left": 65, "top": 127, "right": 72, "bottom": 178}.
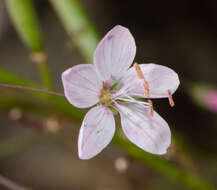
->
{"left": 134, "top": 63, "right": 154, "bottom": 116}
{"left": 168, "top": 90, "right": 175, "bottom": 107}
{"left": 134, "top": 63, "right": 150, "bottom": 97}
{"left": 133, "top": 63, "right": 144, "bottom": 79}
{"left": 148, "top": 99, "right": 154, "bottom": 116}
{"left": 144, "top": 80, "right": 150, "bottom": 97}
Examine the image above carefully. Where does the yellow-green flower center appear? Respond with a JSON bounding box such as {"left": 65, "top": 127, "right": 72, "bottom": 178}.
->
{"left": 99, "top": 89, "right": 112, "bottom": 105}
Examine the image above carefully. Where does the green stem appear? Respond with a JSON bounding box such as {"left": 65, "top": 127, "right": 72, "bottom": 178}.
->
{"left": 38, "top": 60, "right": 53, "bottom": 90}
{"left": 31, "top": 53, "right": 53, "bottom": 90}
{"left": 49, "top": 0, "right": 99, "bottom": 62}
{"left": 6, "top": 0, "right": 53, "bottom": 89}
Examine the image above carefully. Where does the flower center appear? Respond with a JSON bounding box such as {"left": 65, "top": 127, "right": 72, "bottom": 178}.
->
{"left": 99, "top": 89, "right": 112, "bottom": 106}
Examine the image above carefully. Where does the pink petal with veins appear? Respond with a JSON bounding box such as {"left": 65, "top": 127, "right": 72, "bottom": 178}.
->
{"left": 94, "top": 25, "right": 136, "bottom": 81}
{"left": 121, "top": 63, "right": 180, "bottom": 98}
{"left": 62, "top": 64, "right": 102, "bottom": 108}
{"left": 78, "top": 105, "right": 115, "bottom": 159}
{"left": 115, "top": 102, "right": 171, "bottom": 155}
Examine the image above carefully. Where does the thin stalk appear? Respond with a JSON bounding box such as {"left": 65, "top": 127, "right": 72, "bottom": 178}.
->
{"left": 0, "top": 83, "right": 64, "bottom": 97}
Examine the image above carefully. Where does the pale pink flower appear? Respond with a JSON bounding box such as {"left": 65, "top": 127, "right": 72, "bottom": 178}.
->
{"left": 62, "top": 25, "right": 180, "bottom": 159}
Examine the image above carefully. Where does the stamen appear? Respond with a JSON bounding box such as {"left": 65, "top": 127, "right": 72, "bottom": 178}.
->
{"left": 133, "top": 63, "right": 154, "bottom": 116}
{"left": 144, "top": 81, "right": 150, "bottom": 97}
{"left": 133, "top": 63, "right": 144, "bottom": 79}
{"left": 148, "top": 99, "right": 154, "bottom": 116}
{"left": 168, "top": 90, "right": 175, "bottom": 107}
{"left": 133, "top": 63, "right": 150, "bottom": 97}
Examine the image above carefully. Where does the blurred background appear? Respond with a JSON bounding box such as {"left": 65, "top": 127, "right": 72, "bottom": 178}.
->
{"left": 0, "top": 0, "right": 217, "bottom": 189}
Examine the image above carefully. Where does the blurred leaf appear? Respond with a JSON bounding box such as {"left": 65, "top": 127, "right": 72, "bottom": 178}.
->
{"left": 0, "top": 68, "right": 37, "bottom": 88}
{"left": 6, "top": 0, "right": 43, "bottom": 51}
{"left": 6, "top": 0, "right": 53, "bottom": 89}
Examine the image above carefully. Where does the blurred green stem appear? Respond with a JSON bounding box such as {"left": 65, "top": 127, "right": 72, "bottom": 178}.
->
{"left": 6, "top": 0, "right": 53, "bottom": 89}
{"left": 50, "top": 0, "right": 99, "bottom": 62}
{"left": 31, "top": 52, "right": 53, "bottom": 90}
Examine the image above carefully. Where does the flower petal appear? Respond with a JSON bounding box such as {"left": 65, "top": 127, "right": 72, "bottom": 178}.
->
{"left": 120, "top": 63, "right": 180, "bottom": 98}
{"left": 62, "top": 64, "right": 102, "bottom": 108}
{"left": 78, "top": 105, "right": 115, "bottom": 159}
{"left": 94, "top": 25, "right": 136, "bottom": 81}
{"left": 115, "top": 102, "right": 171, "bottom": 155}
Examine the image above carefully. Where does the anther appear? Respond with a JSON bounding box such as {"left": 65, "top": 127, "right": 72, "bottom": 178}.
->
{"left": 144, "top": 81, "right": 150, "bottom": 97}
{"left": 133, "top": 62, "right": 154, "bottom": 116}
{"left": 134, "top": 63, "right": 144, "bottom": 79}
{"left": 134, "top": 63, "right": 150, "bottom": 97}
{"left": 168, "top": 90, "right": 175, "bottom": 107}
{"left": 148, "top": 99, "right": 154, "bottom": 116}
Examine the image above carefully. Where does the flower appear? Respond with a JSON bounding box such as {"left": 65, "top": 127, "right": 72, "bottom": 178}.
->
{"left": 62, "top": 25, "right": 180, "bottom": 159}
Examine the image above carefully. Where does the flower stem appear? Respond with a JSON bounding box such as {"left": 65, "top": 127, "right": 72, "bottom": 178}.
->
{"left": 0, "top": 83, "right": 64, "bottom": 97}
